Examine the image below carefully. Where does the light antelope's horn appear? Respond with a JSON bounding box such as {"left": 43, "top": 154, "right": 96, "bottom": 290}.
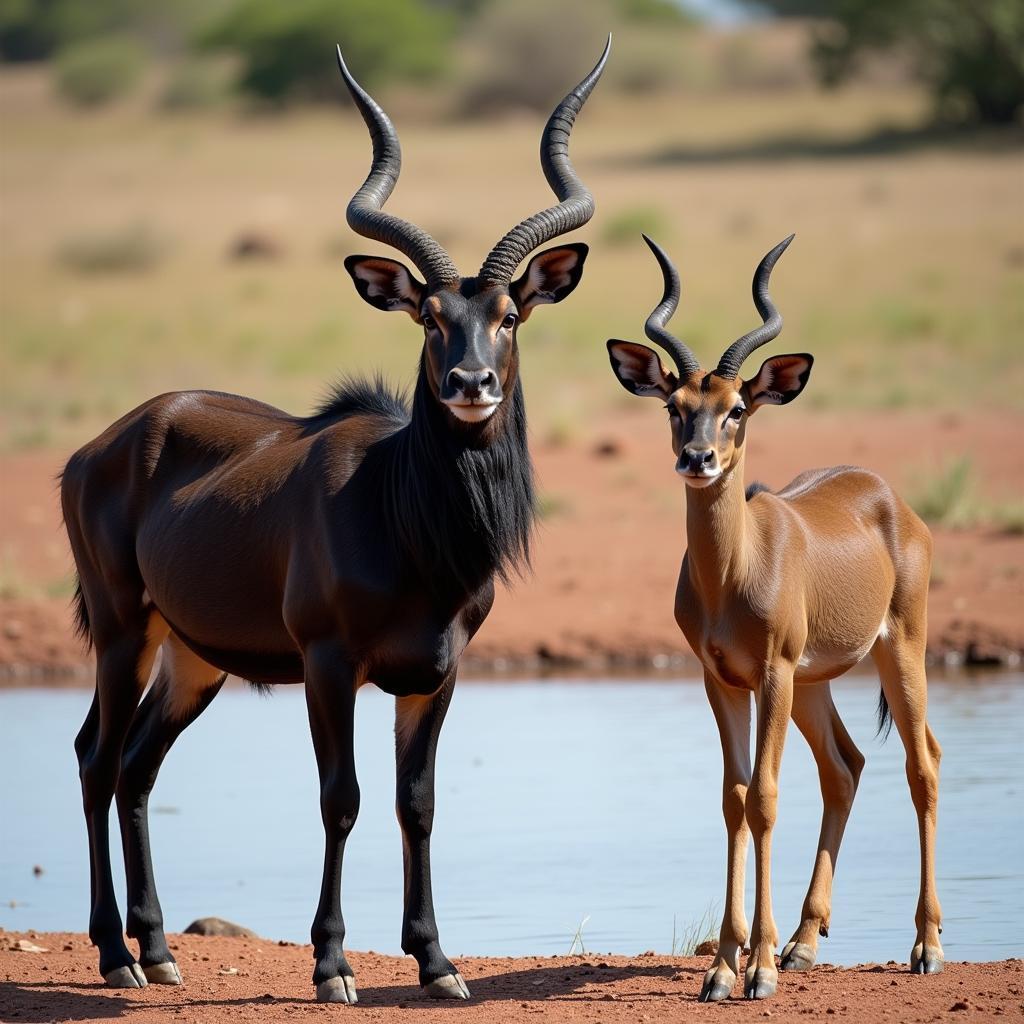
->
{"left": 715, "top": 234, "right": 795, "bottom": 380}
{"left": 477, "top": 35, "right": 611, "bottom": 285}
{"left": 337, "top": 44, "right": 459, "bottom": 290}
{"left": 642, "top": 235, "right": 701, "bottom": 380}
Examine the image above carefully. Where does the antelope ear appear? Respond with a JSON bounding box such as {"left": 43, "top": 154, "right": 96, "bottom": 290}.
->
{"left": 345, "top": 255, "right": 425, "bottom": 318}
{"left": 744, "top": 353, "right": 813, "bottom": 410}
{"left": 607, "top": 340, "right": 678, "bottom": 399}
{"left": 511, "top": 244, "right": 588, "bottom": 320}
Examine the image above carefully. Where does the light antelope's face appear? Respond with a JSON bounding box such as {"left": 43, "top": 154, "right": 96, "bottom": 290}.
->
{"left": 346, "top": 245, "right": 587, "bottom": 429}
{"left": 666, "top": 371, "right": 747, "bottom": 486}
{"left": 607, "top": 343, "right": 813, "bottom": 488}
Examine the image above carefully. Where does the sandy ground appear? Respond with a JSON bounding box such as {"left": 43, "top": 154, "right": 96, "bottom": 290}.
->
{"left": 1, "top": 932, "right": 1020, "bottom": 1024}
{"left": 1, "top": 408, "right": 1022, "bottom": 682}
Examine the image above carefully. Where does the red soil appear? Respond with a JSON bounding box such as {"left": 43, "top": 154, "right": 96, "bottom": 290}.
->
{"left": 1, "top": 408, "right": 1022, "bottom": 681}
{"left": 1, "top": 932, "right": 1020, "bottom": 1024}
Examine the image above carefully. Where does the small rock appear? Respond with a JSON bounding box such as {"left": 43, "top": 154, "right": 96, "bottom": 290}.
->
{"left": 184, "top": 917, "right": 258, "bottom": 938}
{"left": 695, "top": 939, "right": 718, "bottom": 957}
{"left": 950, "top": 1001, "right": 971, "bottom": 1012}
{"left": 638, "top": 949, "right": 656, "bottom": 958}
{"left": 592, "top": 439, "right": 622, "bottom": 458}
{"left": 218, "top": 966, "right": 239, "bottom": 975}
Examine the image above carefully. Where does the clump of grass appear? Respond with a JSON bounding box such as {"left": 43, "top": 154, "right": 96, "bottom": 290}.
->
{"left": 543, "top": 413, "right": 579, "bottom": 449}
{"left": 601, "top": 205, "right": 670, "bottom": 247}
{"left": 537, "top": 492, "right": 572, "bottom": 520}
{"left": 57, "top": 223, "right": 168, "bottom": 274}
{"left": 568, "top": 914, "right": 590, "bottom": 956}
{"left": 908, "top": 457, "right": 1022, "bottom": 534}
{"left": 909, "top": 456, "right": 974, "bottom": 527}
{"left": 991, "top": 501, "right": 1024, "bottom": 536}
{"left": 672, "top": 902, "right": 719, "bottom": 957}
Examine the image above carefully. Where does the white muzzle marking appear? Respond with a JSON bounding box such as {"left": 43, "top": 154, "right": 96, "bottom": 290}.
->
{"left": 445, "top": 400, "right": 500, "bottom": 423}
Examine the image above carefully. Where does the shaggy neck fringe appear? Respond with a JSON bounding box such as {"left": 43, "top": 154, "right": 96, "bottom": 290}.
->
{"left": 362, "top": 365, "right": 536, "bottom": 599}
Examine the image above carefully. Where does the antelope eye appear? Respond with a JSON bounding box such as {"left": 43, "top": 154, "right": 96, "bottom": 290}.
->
{"left": 501, "top": 313, "right": 517, "bottom": 330}
{"left": 728, "top": 405, "right": 745, "bottom": 421}
{"left": 421, "top": 314, "right": 437, "bottom": 330}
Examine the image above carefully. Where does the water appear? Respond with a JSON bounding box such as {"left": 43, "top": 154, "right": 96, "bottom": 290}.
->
{"left": 2, "top": 676, "right": 1022, "bottom": 965}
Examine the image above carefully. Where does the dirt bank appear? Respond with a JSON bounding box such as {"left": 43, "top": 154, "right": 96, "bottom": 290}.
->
{"left": 1, "top": 932, "right": 1020, "bottom": 1024}
{"left": 1, "top": 408, "right": 1022, "bottom": 683}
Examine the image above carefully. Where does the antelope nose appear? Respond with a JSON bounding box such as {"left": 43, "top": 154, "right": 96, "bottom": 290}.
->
{"left": 682, "top": 448, "right": 715, "bottom": 472}
{"left": 448, "top": 368, "right": 496, "bottom": 399}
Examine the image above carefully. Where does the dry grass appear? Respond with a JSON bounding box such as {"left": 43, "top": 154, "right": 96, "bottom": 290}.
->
{"left": 1, "top": 58, "right": 1022, "bottom": 453}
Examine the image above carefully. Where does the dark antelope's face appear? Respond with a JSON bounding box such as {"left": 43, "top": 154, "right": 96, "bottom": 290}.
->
{"left": 608, "top": 344, "right": 813, "bottom": 488}
{"left": 346, "top": 245, "right": 587, "bottom": 427}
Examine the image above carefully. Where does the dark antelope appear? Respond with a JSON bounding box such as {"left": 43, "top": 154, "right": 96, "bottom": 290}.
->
{"left": 606, "top": 236, "right": 942, "bottom": 1001}
{"left": 62, "top": 38, "right": 609, "bottom": 1003}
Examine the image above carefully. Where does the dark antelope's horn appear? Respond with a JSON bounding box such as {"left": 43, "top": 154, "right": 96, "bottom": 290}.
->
{"left": 336, "top": 45, "right": 459, "bottom": 290}
{"left": 641, "top": 235, "right": 701, "bottom": 380}
{"left": 477, "top": 35, "right": 611, "bottom": 285}
{"left": 715, "top": 234, "right": 795, "bottom": 380}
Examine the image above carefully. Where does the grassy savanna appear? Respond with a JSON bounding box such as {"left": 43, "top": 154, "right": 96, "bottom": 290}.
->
{"left": 1, "top": 44, "right": 1022, "bottom": 457}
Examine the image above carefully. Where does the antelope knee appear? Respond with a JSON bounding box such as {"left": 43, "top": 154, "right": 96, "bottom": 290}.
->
{"left": 722, "top": 782, "right": 748, "bottom": 830}
{"left": 744, "top": 786, "right": 778, "bottom": 835}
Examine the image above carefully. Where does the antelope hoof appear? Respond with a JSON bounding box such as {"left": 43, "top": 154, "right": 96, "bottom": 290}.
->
{"left": 910, "top": 944, "right": 944, "bottom": 975}
{"left": 743, "top": 967, "right": 778, "bottom": 1000}
{"left": 143, "top": 961, "right": 182, "bottom": 985}
{"left": 424, "top": 972, "right": 470, "bottom": 999}
{"left": 104, "top": 963, "right": 148, "bottom": 988}
{"left": 316, "top": 975, "right": 358, "bottom": 1003}
{"left": 698, "top": 965, "right": 736, "bottom": 1002}
{"left": 780, "top": 941, "right": 815, "bottom": 972}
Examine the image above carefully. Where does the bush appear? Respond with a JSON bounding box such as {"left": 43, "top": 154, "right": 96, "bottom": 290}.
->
{"left": 57, "top": 223, "right": 168, "bottom": 274}
{"left": 160, "top": 56, "right": 232, "bottom": 110}
{"left": 199, "top": 0, "right": 453, "bottom": 102}
{"left": 54, "top": 36, "right": 145, "bottom": 107}
{"left": 757, "top": 0, "right": 1024, "bottom": 125}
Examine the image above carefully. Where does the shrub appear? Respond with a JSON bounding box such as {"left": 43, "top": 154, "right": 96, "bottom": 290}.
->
{"left": 160, "top": 56, "right": 232, "bottom": 111}
{"left": 199, "top": 0, "right": 452, "bottom": 102}
{"left": 54, "top": 36, "right": 145, "bottom": 108}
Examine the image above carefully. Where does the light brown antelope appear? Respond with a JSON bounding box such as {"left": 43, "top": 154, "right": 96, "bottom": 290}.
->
{"left": 61, "top": 39, "right": 609, "bottom": 1003}
{"left": 606, "top": 235, "right": 942, "bottom": 1001}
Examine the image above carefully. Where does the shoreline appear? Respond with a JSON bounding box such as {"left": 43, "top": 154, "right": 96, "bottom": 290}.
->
{"left": 2, "top": 932, "right": 1020, "bottom": 1023}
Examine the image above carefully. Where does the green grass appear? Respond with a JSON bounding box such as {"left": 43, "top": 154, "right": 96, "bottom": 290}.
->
{"left": 909, "top": 456, "right": 975, "bottom": 526}
{"left": 909, "top": 457, "right": 1024, "bottom": 533}
{"left": 601, "top": 204, "right": 671, "bottom": 247}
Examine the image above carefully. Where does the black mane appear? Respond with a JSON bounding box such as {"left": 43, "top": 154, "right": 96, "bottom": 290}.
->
{"left": 330, "top": 366, "right": 535, "bottom": 598}
{"left": 315, "top": 374, "right": 409, "bottom": 424}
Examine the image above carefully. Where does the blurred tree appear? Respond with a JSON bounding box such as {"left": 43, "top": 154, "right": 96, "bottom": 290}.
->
{"left": 751, "top": 0, "right": 1024, "bottom": 124}
{"left": 0, "top": 0, "right": 229, "bottom": 61}
{"left": 199, "top": 0, "right": 453, "bottom": 101}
